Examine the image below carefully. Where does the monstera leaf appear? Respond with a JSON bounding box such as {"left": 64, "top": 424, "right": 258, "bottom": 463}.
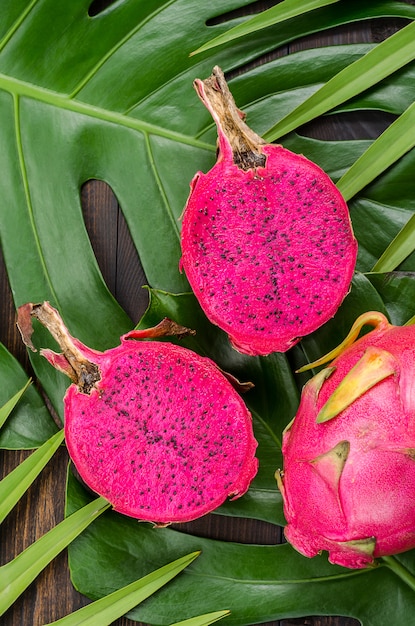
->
{"left": 1, "top": 0, "right": 415, "bottom": 625}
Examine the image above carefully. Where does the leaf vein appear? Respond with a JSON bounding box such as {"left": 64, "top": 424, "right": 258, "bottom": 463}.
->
{"left": 69, "top": 0, "right": 178, "bottom": 98}
{"left": 188, "top": 569, "right": 365, "bottom": 585}
{"left": 144, "top": 133, "right": 181, "bottom": 241}
{"left": 0, "top": 73, "right": 215, "bottom": 151}
{"left": 0, "top": 0, "right": 41, "bottom": 53}
{"left": 13, "top": 93, "right": 59, "bottom": 305}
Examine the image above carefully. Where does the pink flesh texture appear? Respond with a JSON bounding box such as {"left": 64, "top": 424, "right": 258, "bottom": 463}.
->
{"left": 180, "top": 69, "right": 357, "bottom": 356}
{"left": 181, "top": 145, "right": 357, "bottom": 355}
{"left": 63, "top": 337, "right": 258, "bottom": 524}
{"left": 280, "top": 322, "right": 415, "bottom": 568}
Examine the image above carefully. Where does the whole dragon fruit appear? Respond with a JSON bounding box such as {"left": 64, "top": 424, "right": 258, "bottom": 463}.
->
{"left": 180, "top": 66, "right": 357, "bottom": 356}
{"left": 17, "top": 302, "right": 258, "bottom": 524}
{"left": 276, "top": 311, "right": 415, "bottom": 568}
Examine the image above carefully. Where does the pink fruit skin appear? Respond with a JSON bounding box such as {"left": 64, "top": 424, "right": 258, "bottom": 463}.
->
{"left": 58, "top": 333, "right": 258, "bottom": 524}
{"left": 279, "top": 315, "right": 415, "bottom": 568}
{"left": 180, "top": 67, "right": 357, "bottom": 356}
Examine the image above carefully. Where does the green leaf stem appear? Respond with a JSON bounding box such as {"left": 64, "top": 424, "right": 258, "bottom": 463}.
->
{"left": 0, "top": 429, "right": 64, "bottom": 524}
{"left": 44, "top": 552, "right": 201, "bottom": 626}
{"left": 382, "top": 555, "right": 415, "bottom": 593}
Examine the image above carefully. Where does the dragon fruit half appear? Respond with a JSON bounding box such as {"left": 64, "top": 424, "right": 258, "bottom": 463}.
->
{"left": 276, "top": 311, "right": 415, "bottom": 568}
{"left": 17, "top": 302, "right": 258, "bottom": 524}
{"left": 180, "top": 66, "right": 357, "bottom": 356}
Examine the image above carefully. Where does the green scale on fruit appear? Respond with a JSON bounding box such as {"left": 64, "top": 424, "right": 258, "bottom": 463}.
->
{"left": 277, "top": 312, "right": 415, "bottom": 568}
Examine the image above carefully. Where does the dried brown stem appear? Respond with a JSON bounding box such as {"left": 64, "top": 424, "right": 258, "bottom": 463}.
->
{"left": 17, "top": 301, "right": 100, "bottom": 393}
{"left": 195, "top": 66, "right": 266, "bottom": 170}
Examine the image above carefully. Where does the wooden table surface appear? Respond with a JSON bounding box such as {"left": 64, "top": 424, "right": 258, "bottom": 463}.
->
{"left": 0, "top": 5, "right": 411, "bottom": 625}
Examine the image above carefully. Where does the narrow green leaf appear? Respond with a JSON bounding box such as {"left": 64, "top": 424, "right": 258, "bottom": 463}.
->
{"left": 264, "top": 20, "right": 415, "bottom": 142}
{"left": 0, "top": 496, "right": 110, "bottom": 616}
{"left": 0, "top": 379, "right": 31, "bottom": 430}
{"left": 382, "top": 556, "right": 415, "bottom": 593}
{"left": 371, "top": 214, "right": 415, "bottom": 272}
{"left": 44, "top": 551, "right": 200, "bottom": 626}
{"left": 366, "top": 272, "right": 415, "bottom": 326}
{"left": 0, "top": 342, "right": 57, "bottom": 449}
{"left": 337, "top": 102, "right": 415, "bottom": 201}
{"left": 170, "top": 610, "right": 231, "bottom": 626}
{"left": 0, "top": 429, "right": 64, "bottom": 524}
{"left": 190, "top": 0, "right": 340, "bottom": 55}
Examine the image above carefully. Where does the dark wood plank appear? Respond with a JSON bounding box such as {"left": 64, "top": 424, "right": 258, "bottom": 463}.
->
{"left": 81, "top": 180, "right": 149, "bottom": 325}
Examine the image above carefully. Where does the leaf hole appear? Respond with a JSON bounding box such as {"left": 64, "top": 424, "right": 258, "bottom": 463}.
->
{"left": 172, "top": 514, "right": 283, "bottom": 545}
{"left": 206, "top": 0, "right": 279, "bottom": 26}
{"left": 81, "top": 180, "right": 149, "bottom": 325}
{"left": 88, "top": 0, "right": 120, "bottom": 17}
{"left": 298, "top": 110, "right": 398, "bottom": 142}
{"left": 285, "top": 617, "right": 360, "bottom": 626}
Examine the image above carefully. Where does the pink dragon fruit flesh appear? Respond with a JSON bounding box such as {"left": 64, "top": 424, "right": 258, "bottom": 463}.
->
{"left": 180, "top": 66, "right": 357, "bottom": 356}
{"left": 276, "top": 311, "right": 415, "bottom": 568}
{"left": 17, "top": 302, "right": 258, "bottom": 524}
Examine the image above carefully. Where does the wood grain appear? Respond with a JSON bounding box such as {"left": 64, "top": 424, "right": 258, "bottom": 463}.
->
{"left": 0, "top": 8, "right": 409, "bottom": 626}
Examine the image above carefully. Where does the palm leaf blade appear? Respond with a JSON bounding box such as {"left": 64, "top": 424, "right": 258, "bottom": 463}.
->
{"left": 337, "top": 101, "right": 415, "bottom": 200}
{"left": 44, "top": 552, "right": 200, "bottom": 626}
{"left": 190, "top": 0, "right": 340, "bottom": 55}
{"left": 0, "top": 429, "right": 64, "bottom": 524}
{"left": 0, "top": 380, "right": 31, "bottom": 430}
{"left": 264, "top": 20, "right": 415, "bottom": 142}
{"left": 0, "top": 497, "right": 110, "bottom": 615}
